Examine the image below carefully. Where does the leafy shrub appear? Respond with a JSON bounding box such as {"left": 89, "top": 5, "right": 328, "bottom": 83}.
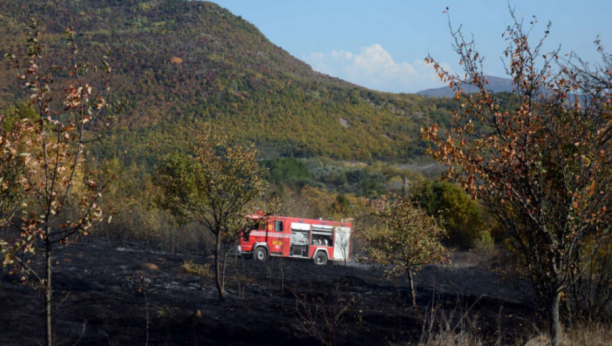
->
{"left": 471, "top": 231, "right": 497, "bottom": 263}
{"left": 412, "top": 180, "right": 487, "bottom": 250}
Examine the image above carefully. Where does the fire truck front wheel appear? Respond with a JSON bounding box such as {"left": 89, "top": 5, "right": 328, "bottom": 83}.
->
{"left": 254, "top": 247, "right": 268, "bottom": 262}
{"left": 313, "top": 251, "right": 328, "bottom": 266}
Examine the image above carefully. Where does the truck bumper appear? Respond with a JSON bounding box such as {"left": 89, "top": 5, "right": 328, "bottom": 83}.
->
{"left": 236, "top": 245, "right": 252, "bottom": 257}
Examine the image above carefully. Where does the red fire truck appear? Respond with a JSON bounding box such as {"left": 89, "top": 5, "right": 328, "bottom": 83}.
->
{"left": 237, "top": 213, "right": 352, "bottom": 265}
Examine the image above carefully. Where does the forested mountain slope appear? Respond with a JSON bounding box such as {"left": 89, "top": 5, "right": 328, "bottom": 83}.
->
{"left": 0, "top": 0, "right": 462, "bottom": 163}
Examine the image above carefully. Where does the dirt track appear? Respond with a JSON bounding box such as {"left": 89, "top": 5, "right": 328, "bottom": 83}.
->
{"left": 0, "top": 241, "right": 539, "bottom": 345}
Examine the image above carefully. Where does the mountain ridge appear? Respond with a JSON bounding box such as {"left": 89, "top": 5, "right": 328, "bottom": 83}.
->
{"left": 417, "top": 76, "right": 513, "bottom": 97}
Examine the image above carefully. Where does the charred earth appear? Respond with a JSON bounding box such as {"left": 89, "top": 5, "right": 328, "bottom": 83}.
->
{"left": 1, "top": 240, "right": 538, "bottom": 345}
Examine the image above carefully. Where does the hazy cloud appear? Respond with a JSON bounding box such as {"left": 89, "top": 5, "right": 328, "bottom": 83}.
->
{"left": 305, "top": 44, "right": 451, "bottom": 93}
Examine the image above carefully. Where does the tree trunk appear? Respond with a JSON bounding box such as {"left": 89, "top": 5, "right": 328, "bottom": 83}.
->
{"left": 214, "top": 233, "right": 225, "bottom": 301}
{"left": 407, "top": 269, "right": 417, "bottom": 308}
{"left": 548, "top": 291, "right": 562, "bottom": 346}
{"left": 45, "top": 237, "right": 53, "bottom": 346}
{"left": 171, "top": 228, "right": 176, "bottom": 256}
{"left": 221, "top": 243, "right": 231, "bottom": 297}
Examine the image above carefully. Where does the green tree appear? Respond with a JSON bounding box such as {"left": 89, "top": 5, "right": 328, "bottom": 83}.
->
{"left": 364, "top": 195, "right": 448, "bottom": 307}
{"left": 153, "top": 124, "right": 267, "bottom": 301}
{"left": 261, "top": 157, "right": 313, "bottom": 183}
{"left": 422, "top": 12, "right": 612, "bottom": 345}
{"left": 412, "top": 180, "right": 486, "bottom": 249}
{"left": 2, "top": 21, "right": 113, "bottom": 346}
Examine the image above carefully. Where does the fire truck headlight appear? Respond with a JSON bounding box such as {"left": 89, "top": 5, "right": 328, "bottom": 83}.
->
{"left": 237, "top": 245, "right": 242, "bottom": 253}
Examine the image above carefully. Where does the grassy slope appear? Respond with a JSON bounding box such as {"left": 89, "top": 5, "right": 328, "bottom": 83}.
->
{"left": 0, "top": 0, "right": 460, "bottom": 165}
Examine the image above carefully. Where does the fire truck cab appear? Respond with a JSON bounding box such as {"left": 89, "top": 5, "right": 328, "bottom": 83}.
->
{"left": 237, "top": 214, "right": 352, "bottom": 265}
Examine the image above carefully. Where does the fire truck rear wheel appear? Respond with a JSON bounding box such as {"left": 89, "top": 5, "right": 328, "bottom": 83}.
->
{"left": 313, "top": 251, "right": 328, "bottom": 266}
{"left": 254, "top": 247, "right": 268, "bottom": 262}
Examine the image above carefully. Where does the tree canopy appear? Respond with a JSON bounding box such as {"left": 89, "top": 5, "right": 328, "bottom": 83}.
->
{"left": 153, "top": 124, "right": 267, "bottom": 301}
{"left": 412, "top": 180, "right": 486, "bottom": 249}
{"left": 365, "top": 195, "right": 447, "bottom": 307}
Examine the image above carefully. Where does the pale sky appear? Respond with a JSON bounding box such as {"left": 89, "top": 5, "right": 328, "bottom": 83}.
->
{"left": 210, "top": 0, "right": 612, "bottom": 93}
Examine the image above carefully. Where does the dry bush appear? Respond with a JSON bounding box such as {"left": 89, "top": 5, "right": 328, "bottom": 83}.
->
{"left": 418, "top": 316, "right": 612, "bottom": 346}
{"left": 180, "top": 260, "right": 213, "bottom": 278}
{"left": 471, "top": 231, "right": 498, "bottom": 264}
{"left": 418, "top": 330, "right": 483, "bottom": 346}
{"left": 229, "top": 253, "right": 255, "bottom": 300}
{"left": 524, "top": 324, "right": 612, "bottom": 346}
{"left": 419, "top": 294, "right": 491, "bottom": 346}
{"left": 94, "top": 205, "right": 214, "bottom": 255}
{"left": 446, "top": 252, "right": 479, "bottom": 269}
{"left": 89, "top": 160, "right": 216, "bottom": 255}
{"left": 566, "top": 236, "right": 612, "bottom": 324}
{"left": 293, "top": 283, "right": 355, "bottom": 346}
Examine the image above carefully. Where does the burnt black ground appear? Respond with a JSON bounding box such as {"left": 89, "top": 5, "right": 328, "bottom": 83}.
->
{"left": 0, "top": 240, "right": 540, "bottom": 345}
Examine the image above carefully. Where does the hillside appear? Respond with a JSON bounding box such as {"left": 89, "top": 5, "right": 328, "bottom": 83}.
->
{"left": 0, "top": 0, "right": 469, "bottom": 164}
